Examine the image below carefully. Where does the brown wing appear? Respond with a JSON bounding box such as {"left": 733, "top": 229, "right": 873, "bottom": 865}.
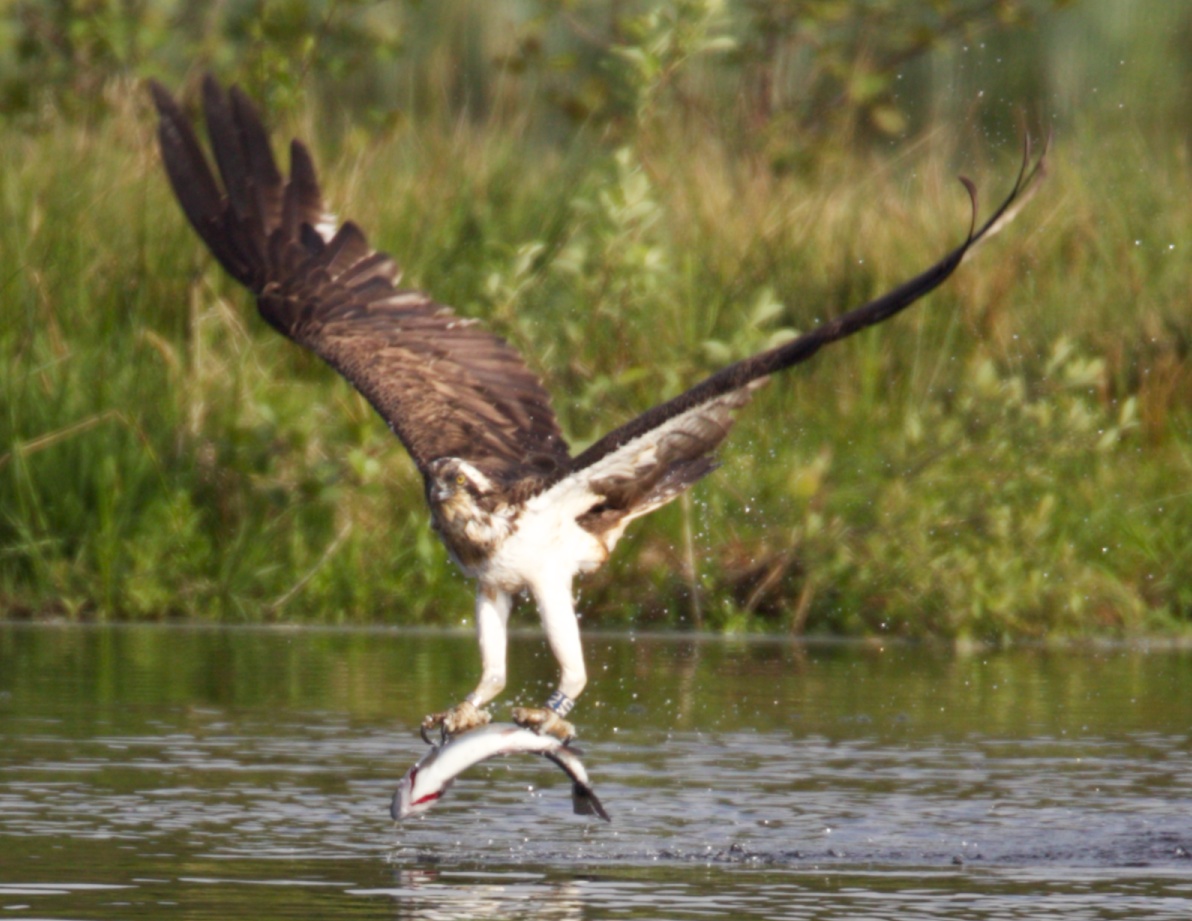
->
{"left": 150, "top": 75, "right": 569, "bottom": 480}
{"left": 569, "top": 134, "right": 1048, "bottom": 479}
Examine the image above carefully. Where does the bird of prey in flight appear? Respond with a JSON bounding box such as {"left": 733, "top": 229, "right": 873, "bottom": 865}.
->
{"left": 151, "top": 75, "right": 1044, "bottom": 742}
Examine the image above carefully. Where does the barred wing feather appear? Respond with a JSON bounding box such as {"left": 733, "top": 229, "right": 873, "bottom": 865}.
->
{"left": 151, "top": 76, "right": 570, "bottom": 481}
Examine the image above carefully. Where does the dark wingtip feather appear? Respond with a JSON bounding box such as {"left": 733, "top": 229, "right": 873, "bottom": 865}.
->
{"left": 284, "top": 139, "right": 325, "bottom": 239}
{"left": 963, "top": 130, "right": 1049, "bottom": 251}
{"left": 957, "top": 176, "right": 978, "bottom": 239}
{"left": 150, "top": 77, "right": 252, "bottom": 283}
{"left": 289, "top": 140, "right": 319, "bottom": 193}
{"left": 570, "top": 132, "right": 1048, "bottom": 474}
{"left": 147, "top": 78, "right": 174, "bottom": 116}
{"left": 229, "top": 82, "right": 284, "bottom": 197}
{"left": 199, "top": 75, "right": 249, "bottom": 220}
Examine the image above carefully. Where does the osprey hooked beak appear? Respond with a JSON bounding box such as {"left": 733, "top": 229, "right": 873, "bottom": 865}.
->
{"left": 430, "top": 477, "right": 458, "bottom": 504}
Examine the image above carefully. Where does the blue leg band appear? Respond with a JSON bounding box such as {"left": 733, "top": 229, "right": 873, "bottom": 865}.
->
{"left": 546, "top": 690, "right": 575, "bottom": 717}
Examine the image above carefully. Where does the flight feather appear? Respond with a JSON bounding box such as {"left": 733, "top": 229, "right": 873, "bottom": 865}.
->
{"left": 150, "top": 76, "right": 570, "bottom": 482}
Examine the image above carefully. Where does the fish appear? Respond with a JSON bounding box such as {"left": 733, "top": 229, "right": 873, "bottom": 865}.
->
{"left": 391, "top": 722, "right": 610, "bottom": 822}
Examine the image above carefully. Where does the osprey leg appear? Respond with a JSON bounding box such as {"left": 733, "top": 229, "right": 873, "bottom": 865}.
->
{"left": 421, "top": 586, "right": 511, "bottom": 736}
{"left": 514, "top": 577, "right": 585, "bottom": 741}
{"left": 469, "top": 586, "right": 512, "bottom": 707}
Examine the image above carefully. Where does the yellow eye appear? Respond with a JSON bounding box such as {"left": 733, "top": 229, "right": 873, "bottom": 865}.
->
{"left": 455, "top": 473, "right": 467, "bottom": 486}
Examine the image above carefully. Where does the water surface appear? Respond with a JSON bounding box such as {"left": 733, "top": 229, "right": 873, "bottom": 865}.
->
{"left": 2, "top": 624, "right": 1190, "bottom": 919}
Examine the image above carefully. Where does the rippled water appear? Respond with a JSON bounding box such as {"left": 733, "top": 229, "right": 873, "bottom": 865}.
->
{"left": 2, "top": 624, "right": 1190, "bottom": 918}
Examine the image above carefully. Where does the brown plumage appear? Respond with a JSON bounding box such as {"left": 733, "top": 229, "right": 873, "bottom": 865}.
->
{"left": 151, "top": 76, "right": 569, "bottom": 485}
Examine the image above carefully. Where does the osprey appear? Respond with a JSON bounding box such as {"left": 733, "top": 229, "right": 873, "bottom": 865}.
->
{"left": 151, "top": 76, "right": 1045, "bottom": 741}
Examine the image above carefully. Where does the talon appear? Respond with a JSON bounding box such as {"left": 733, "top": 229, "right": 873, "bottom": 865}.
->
{"left": 421, "top": 700, "right": 491, "bottom": 738}
{"left": 513, "top": 706, "right": 576, "bottom": 742}
{"left": 419, "top": 723, "right": 442, "bottom": 746}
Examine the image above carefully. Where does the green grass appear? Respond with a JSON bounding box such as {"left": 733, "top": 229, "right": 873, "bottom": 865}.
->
{"left": 1, "top": 81, "right": 1190, "bottom": 638}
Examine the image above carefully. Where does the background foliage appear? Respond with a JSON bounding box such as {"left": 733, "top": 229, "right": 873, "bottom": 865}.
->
{"left": 2, "top": 1, "right": 1190, "bottom": 639}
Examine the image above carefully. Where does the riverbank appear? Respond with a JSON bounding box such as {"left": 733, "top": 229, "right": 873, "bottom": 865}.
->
{"left": 2, "top": 6, "right": 1189, "bottom": 638}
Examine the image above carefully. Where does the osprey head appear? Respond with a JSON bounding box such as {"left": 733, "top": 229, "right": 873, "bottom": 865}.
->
{"left": 426, "top": 458, "right": 497, "bottom": 509}
{"left": 425, "top": 458, "right": 513, "bottom": 568}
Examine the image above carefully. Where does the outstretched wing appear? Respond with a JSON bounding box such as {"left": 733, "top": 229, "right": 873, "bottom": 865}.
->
{"left": 150, "top": 75, "right": 570, "bottom": 480}
{"left": 566, "top": 136, "right": 1048, "bottom": 503}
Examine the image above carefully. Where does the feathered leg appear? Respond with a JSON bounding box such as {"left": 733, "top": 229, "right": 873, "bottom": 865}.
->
{"left": 422, "top": 585, "right": 511, "bottom": 736}
{"left": 514, "top": 576, "right": 586, "bottom": 741}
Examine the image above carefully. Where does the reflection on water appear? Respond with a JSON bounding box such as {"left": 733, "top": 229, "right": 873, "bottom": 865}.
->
{"left": 1, "top": 624, "right": 1191, "bottom": 919}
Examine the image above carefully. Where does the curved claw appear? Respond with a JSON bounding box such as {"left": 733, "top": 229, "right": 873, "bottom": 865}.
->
{"left": 419, "top": 723, "right": 441, "bottom": 747}
{"left": 512, "top": 706, "right": 576, "bottom": 742}
{"left": 421, "top": 700, "right": 492, "bottom": 739}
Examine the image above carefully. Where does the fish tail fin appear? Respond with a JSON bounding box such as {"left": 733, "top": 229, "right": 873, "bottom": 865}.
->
{"left": 572, "top": 781, "right": 611, "bottom": 822}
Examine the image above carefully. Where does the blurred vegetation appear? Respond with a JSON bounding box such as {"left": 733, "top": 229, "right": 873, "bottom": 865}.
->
{"left": 1, "top": 1, "right": 1190, "bottom": 640}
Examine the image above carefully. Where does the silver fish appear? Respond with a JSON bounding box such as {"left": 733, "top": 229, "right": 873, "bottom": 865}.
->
{"left": 391, "top": 722, "right": 610, "bottom": 822}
